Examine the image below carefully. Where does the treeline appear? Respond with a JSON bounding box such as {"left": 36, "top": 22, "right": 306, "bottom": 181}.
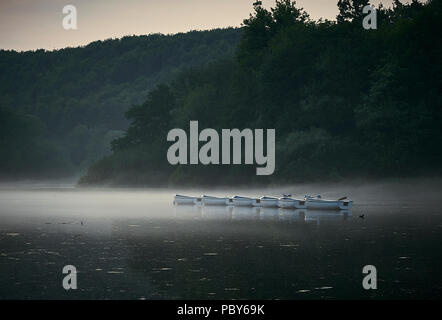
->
{"left": 0, "top": 28, "right": 242, "bottom": 179}
{"left": 80, "top": 0, "right": 442, "bottom": 186}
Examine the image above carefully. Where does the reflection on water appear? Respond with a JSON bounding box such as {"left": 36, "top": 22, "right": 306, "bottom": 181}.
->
{"left": 176, "top": 204, "right": 352, "bottom": 225}
{"left": 305, "top": 210, "right": 351, "bottom": 225}
{"left": 0, "top": 185, "right": 442, "bottom": 299}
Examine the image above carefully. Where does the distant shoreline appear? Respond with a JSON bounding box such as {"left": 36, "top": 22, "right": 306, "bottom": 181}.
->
{"left": 1, "top": 176, "right": 442, "bottom": 192}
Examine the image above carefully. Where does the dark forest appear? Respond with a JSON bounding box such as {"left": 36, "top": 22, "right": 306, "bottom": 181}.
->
{"left": 1, "top": 0, "right": 440, "bottom": 185}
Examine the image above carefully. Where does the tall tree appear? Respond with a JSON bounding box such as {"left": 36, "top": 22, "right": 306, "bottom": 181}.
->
{"left": 337, "top": 0, "right": 370, "bottom": 23}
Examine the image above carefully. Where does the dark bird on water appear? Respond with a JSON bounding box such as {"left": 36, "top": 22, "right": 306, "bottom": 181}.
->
{"left": 81, "top": 221, "right": 84, "bottom": 226}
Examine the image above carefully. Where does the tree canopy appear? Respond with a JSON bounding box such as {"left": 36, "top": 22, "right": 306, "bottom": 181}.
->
{"left": 81, "top": 0, "right": 442, "bottom": 186}
{"left": 0, "top": 28, "right": 242, "bottom": 179}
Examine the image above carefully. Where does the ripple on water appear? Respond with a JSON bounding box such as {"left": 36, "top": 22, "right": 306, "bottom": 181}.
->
{"left": 151, "top": 267, "right": 172, "bottom": 271}
{"left": 224, "top": 288, "right": 240, "bottom": 291}
{"left": 297, "top": 289, "right": 311, "bottom": 293}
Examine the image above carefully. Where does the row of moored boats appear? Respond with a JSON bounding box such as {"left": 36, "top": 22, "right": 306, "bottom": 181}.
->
{"left": 174, "top": 194, "right": 352, "bottom": 210}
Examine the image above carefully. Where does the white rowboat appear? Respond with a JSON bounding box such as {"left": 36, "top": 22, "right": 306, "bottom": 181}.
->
{"left": 174, "top": 194, "right": 353, "bottom": 210}
{"left": 257, "top": 196, "right": 279, "bottom": 208}
{"left": 232, "top": 196, "right": 255, "bottom": 206}
{"left": 305, "top": 195, "right": 352, "bottom": 210}
{"left": 278, "top": 197, "right": 307, "bottom": 209}
{"left": 202, "top": 195, "right": 229, "bottom": 206}
{"left": 174, "top": 194, "right": 201, "bottom": 205}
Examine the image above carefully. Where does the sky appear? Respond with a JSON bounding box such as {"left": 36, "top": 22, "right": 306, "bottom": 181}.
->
{"left": 0, "top": 0, "right": 401, "bottom": 51}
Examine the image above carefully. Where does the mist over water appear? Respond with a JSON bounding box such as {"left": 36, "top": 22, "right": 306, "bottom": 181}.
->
{"left": 1, "top": 179, "right": 442, "bottom": 299}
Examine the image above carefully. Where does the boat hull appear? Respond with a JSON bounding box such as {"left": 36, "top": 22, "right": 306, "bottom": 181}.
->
{"left": 232, "top": 197, "right": 254, "bottom": 206}
{"left": 174, "top": 195, "right": 199, "bottom": 205}
{"left": 278, "top": 198, "right": 307, "bottom": 209}
{"left": 174, "top": 195, "right": 352, "bottom": 210}
{"left": 202, "top": 196, "right": 228, "bottom": 206}
{"left": 252, "top": 199, "right": 262, "bottom": 207}
{"left": 225, "top": 198, "right": 234, "bottom": 206}
{"left": 254, "top": 196, "right": 280, "bottom": 208}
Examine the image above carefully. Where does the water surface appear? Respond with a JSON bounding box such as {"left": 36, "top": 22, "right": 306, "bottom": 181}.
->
{"left": 1, "top": 181, "right": 441, "bottom": 299}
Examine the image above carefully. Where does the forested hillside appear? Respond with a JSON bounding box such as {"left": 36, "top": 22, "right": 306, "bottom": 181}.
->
{"left": 0, "top": 28, "right": 242, "bottom": 179}
{"left": 80, "top": 0, "right": 442, "bottom": 186}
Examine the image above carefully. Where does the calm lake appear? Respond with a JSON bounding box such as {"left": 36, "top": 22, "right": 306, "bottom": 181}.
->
{"left": 1, "top": 180, "right": 441, "bottom": 299}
